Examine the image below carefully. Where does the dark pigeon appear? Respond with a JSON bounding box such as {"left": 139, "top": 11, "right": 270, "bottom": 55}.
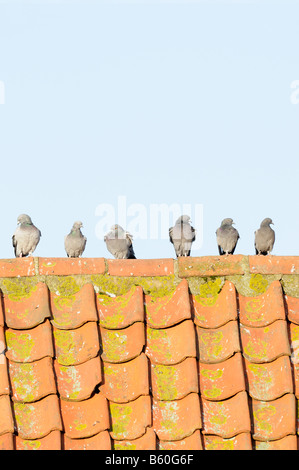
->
{"left": 169, "top": 215, "right": 196, "bottom": 257}
{"left": 216, "top": 218, "right": 239, "bottom": 255}
{"left": 104, "top": 224, "right": 136, "bottom": 259}
{"left": 254, "top": 218, "right": 275, "bottom": 255}
{"left": 12, "top": 214, "right": 41, "bottom": 257}
{"left": 64, "top": 221, "right": 87, "bottom": 258}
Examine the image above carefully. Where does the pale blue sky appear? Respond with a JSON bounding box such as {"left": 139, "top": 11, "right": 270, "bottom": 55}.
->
{"left": 0, "top": 0, "right": 298, "bottom": 260}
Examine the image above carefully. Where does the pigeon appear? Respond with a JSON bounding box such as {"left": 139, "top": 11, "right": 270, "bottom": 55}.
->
{"left": 169, "top": 215, "right": 196, "bottom": 257}
{"left": 104, "top": 225, "right": 136, "bottom": 259}
{"left": 12, "top": 214, "right": 41, "bottom": 257}
{"left": 216, "top": 218, "right": 239, "bottom": 255}
{"left": 254, "top": 218, "right": 275, "bottom": 255}
{"left": 64, "top": 221, "right": 87, "bottom": 258}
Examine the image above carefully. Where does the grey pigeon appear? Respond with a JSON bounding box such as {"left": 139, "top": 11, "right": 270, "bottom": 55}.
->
{"left": 64, "top": 221, "right": 87, "bottom": 258}
{"left": 104, "top": 224, "right": 136, "bottom": 259}
{"left": 216, "top": 218, "right": 239, "bottom": 255}
{"left": 254, "top": 218, "right": 275, "bottom": 255}
{"left": 12, "top": 214, "right": 41, "bottom": 257}
{"left": 169, "top": 215, "right": 196, "bottom": 257}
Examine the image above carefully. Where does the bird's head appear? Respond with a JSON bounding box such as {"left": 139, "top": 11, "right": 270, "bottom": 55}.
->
{"left": 17, "top": 214, "right": 33, "bottom": 225}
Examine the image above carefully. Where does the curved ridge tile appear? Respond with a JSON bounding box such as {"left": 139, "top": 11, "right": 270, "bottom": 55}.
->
{"left": 113, "top": 427, "right": 156, "bottom": 450}
{"left": 255, "top": 434, "right": 298, "bottom": 450}
{"left": 60, "top": 392, "right": 109, "bottom": 439}
{"left": 146, "top": 320, "right": 196, "bottom": 365}
{"left": 153, "top": 393, "right": 201, "bottom": 441}
{"left": 100, "top": 322, "right": 145, "bottom": 363}
{"left": 50, "top": 283, "right": 98, "bottom": 330}
{"left": 9, "top": 357, "right": 57, "bottom": 403}
{"left": 201, "top": 391, "right": 251, "bottom": 438}
{"left": 100, "top": 353, "right": 149, "bottom": 403}
{"left": 53, "top": 321, "right": 100, "bottom": 366}
{"left": 64, "top": 430, "right": 111, "bottom": 450}
{"left": 196, "top": 321, "right": 241, "bottom": 364}
{"left": 199, "top": 353, "right": 246, "bottom": 401}
{"left": 96, "top": 286, "right": 144, "bottom": 329}
{"left": 192, "top": 281, "right": 237, "bottom": 328}
{"left": 15, "top": 430, "right": 62, "bottom": 450}
{"left": 252, "top": 394, "right": 296, "bottom": 441}
{"left": 245, "top": 356, "right": 293, "bottom": 401}
{"left": 203, "top": 433, "right": 252, "bottom": 450}
{"left": 109, "top": 395, "right": 151, "bottom": 441}
{"left": 145, "top": 279, "right": 191, "bottom": 329}
{"left": 5, "top": 320, "right": 54, "bottom": 363}
{"left": 239, "top": 281, "right": 285, "bottom": 327}
{"left": 14, "top": 394, "right": 63, "bottom": 440}
{"left": 285, "top": 294, "right": 299, "bottom": 324}
{"left": 151, "top": 357, "right": 198, "bottom": 401}
{"left": 158, "top": 429, "right": 203, "bottom": 450}
{"left": 54, "top": 356, "right": 102, "bottom": 401}
{"left": 0, "top": 395, "right": 14, "bottom": 436}
{"left": 3, "top": 282, "right": 51, "bottom": 330}
{"left": 240, "top": 320, "right": 291, "bottom": 363}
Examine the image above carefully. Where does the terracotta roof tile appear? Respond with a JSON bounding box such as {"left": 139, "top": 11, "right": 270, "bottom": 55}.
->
{"left": 38, "top": 257, "right": 106, "bottom": 276}
{"left": 178, "top": 255, "right": 246, "bottom": 277}
{"left": 9, "top": 357, "right": 57, "bottom": 403}
{"left": 50, "top": 283, "right": 98, "bottom": 329}
{"left": 240, "top": 320, "right": 291, "bottom": 363}
{"left": 201, "top": 391, "right": 251, "bottom": 438}
{"left": 3, "top": 282, "right": 51, "bottom": 329}
{"left": 15, "top": 430, "right": 62, "bottom": 450}
{"left": 60, "top": 392, "right": 109, "bottom": 439}
{"left": 239, "top": 280, "right": 285, "bottom": 327}
{"left": 0, "top": 295, "right": 4, "bottom": 327}
{"left": 0, "top": 258, "right": 35, "bottom": 277}
{"left": 14, "top": 394, "right": 63, "bottom": 440}
{"left": 145, "top": 279, "right": 191, "bottom": 328}
{"left": 100, "top": 322, "right": 145, "bottom": 363}
{"left": 249, "top": 255, "right": 299, "bottom": 275}
{"left": 5, "top": 320, "right": 54, "bottom": 363}
{"left": 107, "top": 258, "right": 174, "bottom": 277}
{"left": 0, "top": 395, "right": 14, "bottom": 436}
{"left": 285, "top": 293, "right": 299, "bottom": 324}
{"left": 109, "top": 395, "right": 152, "bottom": 440}
{"left": 96, "top": 285, "right": 144, "bottom": 329}
{"left": 203, "top": 432, "right": 253, "bottom": 450}
{"left": 0, "top": 433, "right": 14, "bottom": 450}
{"left": 199, "top": 353, "right": 246, "bottom": 401}
{"left": 0, "top": 333, "right": 10, "bottom": 396}
{"left": 153, "top": 393, "right": 201, "bottom": 441}
{"left": 113, "top": 427, "right": 156, "bottom": 450}
{"left": 196, "top": 321, "right": 241, "bottom": 364}
{"left": 245, "top": 356, "right": 293, "bottom": 401}
{"left": 64, "top": 431, "right": 111, "bottom": 450}
{"left": 252, "top": 393, "right": 296, "bottom": 441}
{"left": 54, "top": 356, "right": 102, "bottom": 401}
{"left": 53, "top": 321, "right": 100, "bottom": 366}
{"left": 151, "top": 357, "right": 199, "bottom": 401}
{"left": 191, "top": 280, "right": 237, "bottom": 328}
{"left": 158, "top": 429, "right": 203, "bottom": 450}
{"left": 146, "top": 320, "right": 197, "bottom": 365}
{"left": 100, "top": 353, "right": 149, "bottom": 403}
{"left": 255, "top": 434, "right": 298, "bottom": 450}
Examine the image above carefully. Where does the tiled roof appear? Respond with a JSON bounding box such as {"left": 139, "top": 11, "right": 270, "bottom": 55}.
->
{"left": 0, "top": 255, "right": 299, "bottom": 450}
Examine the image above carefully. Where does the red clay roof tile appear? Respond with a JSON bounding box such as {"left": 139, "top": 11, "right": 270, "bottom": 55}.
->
{"left": 15, "top": 430, "right": 62, "bottom": 450}
{"left": 0, "top": 258, "right": 35, "bottom": 277}
{"left": 60, "top": 392, "right": 109, "bottom": 439}
{"left": 285, "top": 294, "right": 299, "bottom": 324}
{"left": 252, "top": 393, "right": 296, "bottom": 441}
{"left": 240, "top": 320, "right": 291, "bottom": 363}
{"left": 54, "top": 356, "right": 102, "bottom": 401}
{"left": 249, "top": 255, "right": 299, "bottom": 275}
{"left": 100, "top": 353, "right": 149, "bottom": 403}
{"left": 0, "top": 332, "right": 10, "bottom": 396}
{"left": 0, "top": 432, "right": 14, "bottom": 450}
{"left": 146, "top": 320, "right": 197, "bottom": 365}
{"left": 191, "top": 280, "right": 237, "bottom": 328}
{"left": 13, "top": 394, "right": 63, "bottom": 440}
{"left": 153, "top": 393, "right": 202, "bottom": 441}
{"left": 0, "top": 395, "right": 14, "bottom": 436}
{"left": 38, "top": 257, "right": 106, "bottom": 276}
{"left": 50, "top": 283, "right": 98, "bottom": 329}
{"left": 199, "top": 353, "right": 246, "bottom": 401}
{"left": 113, "top": 427, "right": 156, "bottom": 450}
{"left": 151, "top": 357, "right": 199, "bottom": 401}
{"left": 196, "top": 321, "right": 241, "bottom": 364}
{"left": 100, "top": 322, "right": 145, "bottom": 363}
{"left": 158, "top": 429, "right": 203, "bottom": 450}
{"left": 239, "top": 280, "right": 285, "bottom": 327}
{"left": 0, "top": 293, "right": 4, "bottom": 327}
{"left": 178, "top": 255, "right": 246, "bottom": 277}
{"left": 64, "top": 430, "right": 111, "bottom": 450}
{"left": 109, "top": 395, "right": 152, "bottom": 440}
{"left": 96, "top": 285, "right": 144, "bottom": 329}
{"left": 203, "top": 432, "right": 253, "bottom": 450}
{"left": 145, "top": 279, "right": 191, "bottom": 328}
{"left": 254, "top": 434, "right": 298, "bottom": 450}
{"left": 107, "top": 258, "right": 174, "bottom": 277}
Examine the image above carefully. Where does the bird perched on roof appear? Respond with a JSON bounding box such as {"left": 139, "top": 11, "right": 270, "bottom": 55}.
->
{"left": 169, "top": 215, "right": 196, "bottom": 257}
{"left": 216, "top": 218, "right": 239, "bottom": 255}
{"left": 12, "top": 214, "right": 41, "bottom": 257}
{"left": 104, "top": 225, "right": 136, "bottom": 259}
{"left": 64, "top": 221, "right": 87, "bottom": 258}
{"left": 254, "top": 218, "right": 275, "bottom": 255}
